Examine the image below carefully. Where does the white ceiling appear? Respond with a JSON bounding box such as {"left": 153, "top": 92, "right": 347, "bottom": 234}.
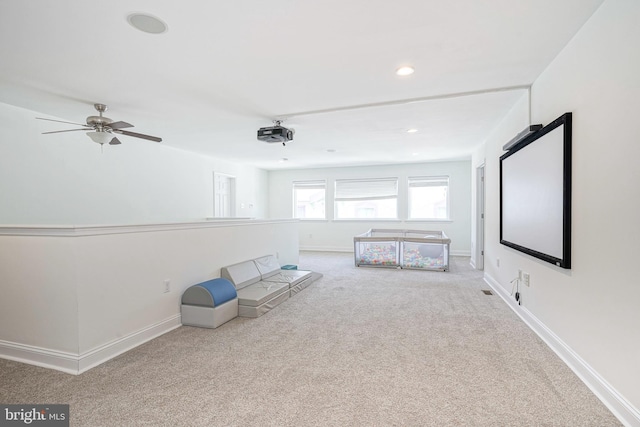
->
{"left": 0, "top": 0, "right": 604, "bottom": 170}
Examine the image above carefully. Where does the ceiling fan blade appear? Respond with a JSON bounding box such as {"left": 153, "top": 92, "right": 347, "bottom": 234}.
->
{"left": 36, "top": 117, "right": 89, "bottom": 127}
{"left": 109, "top": 137, "right": 122, "bottom": 145}
{"left": 108, "top": 121, "right": 134, "bottom": 129}
{"left": 42, "top": 128, "right": 92, "bottom": 134}
{"left": 113, "top": 129, "right": 162, "bottom": 142}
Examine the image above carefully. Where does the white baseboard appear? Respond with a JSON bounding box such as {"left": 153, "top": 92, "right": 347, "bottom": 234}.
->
{"left": 300, "top": 246, "right": 352, "bottom": 253}
{"left": 484, "top": 273, "right": 640, "bottom": 427}
{"left": 0, "top": 315, "right": 182, "bottom": 375}
{"left": 0, "top": 341, "right": 80, "bottom": 375}
{"left": 77, "top": 315, "right": 182, "bottom": 374}
{"left": 469, "top": 259, "right": 477, "bottom": 269}
{"left": 450, "top": 250, "right": 471, "bottom": 257}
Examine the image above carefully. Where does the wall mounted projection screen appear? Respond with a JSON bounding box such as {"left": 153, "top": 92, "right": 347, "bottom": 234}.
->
{"left": 500, "top": 113, "right": 572, "bottom": 269}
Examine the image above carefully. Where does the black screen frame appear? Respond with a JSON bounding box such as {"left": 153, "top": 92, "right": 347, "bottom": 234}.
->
{"left": 499, "top": 112, "right": 572, "bottom": 269}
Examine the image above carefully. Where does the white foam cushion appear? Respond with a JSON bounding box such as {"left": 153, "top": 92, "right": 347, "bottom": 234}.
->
{"left": 181, "top": 299, "right": 238, "bottom": 329}
{"left": 236, "top": 281, "right": 289, "bottom": 307}
{"left": 254, "top": 255, "right": 281, "bottom": 279}
{"left": 238, "top": 291, "right": 290, "bottom": 318}
{"left": 260, "top": 270, "right": 312, "bottom": 287}
{"left": 221, "top": 261, "right": 261, "bottom": 290}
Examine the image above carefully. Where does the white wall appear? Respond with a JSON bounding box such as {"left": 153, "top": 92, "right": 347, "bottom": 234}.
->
{"left": 0, "top": 235, "right": 79, "bottom": 353}
{"left": 0, "top": 220, "right": 300, "bottom": 373}
{"left": 268, "top": 161, "right": 471, "bottom": 255}
{"left": 474, "top": 0, "right": 640, "bottom": 421}
{"left": 0, "top": 101, "right": 283, "bottom": 374}
{"left": 0, "top": 102, "right": 268, "bottom": 224}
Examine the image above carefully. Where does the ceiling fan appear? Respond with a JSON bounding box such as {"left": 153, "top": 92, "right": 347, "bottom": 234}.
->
{"left": 37, "top": 103, "right": 162, "bottom": 146}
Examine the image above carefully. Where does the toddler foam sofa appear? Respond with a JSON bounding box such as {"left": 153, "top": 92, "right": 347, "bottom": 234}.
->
{"left": 221, "top": 255, "right": 312, "bottom": 318}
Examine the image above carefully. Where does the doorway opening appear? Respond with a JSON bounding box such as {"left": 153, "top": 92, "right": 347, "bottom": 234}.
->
{"left": 213, "top": 172, "right": 236, "bottom": 218}
{"left": 476, "top": 164, "right": 485, "bottom": 270}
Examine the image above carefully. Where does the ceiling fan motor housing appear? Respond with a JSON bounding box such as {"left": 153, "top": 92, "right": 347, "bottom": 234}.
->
{"left": 86, "top": 115, "right": 113, "bottom": 127}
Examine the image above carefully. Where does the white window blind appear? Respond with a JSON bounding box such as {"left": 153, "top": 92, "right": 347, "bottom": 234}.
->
{"left": 408, "top": 176, "right": 449, "bottom": 189}
{"left": 334, "top": 178, "right": 398, "bottom": 219}
{"left": 334, "top": 178, "right": 398, "bottom": 201}
{"left": 293, "top": 180, "right": 326, "bottom": 190}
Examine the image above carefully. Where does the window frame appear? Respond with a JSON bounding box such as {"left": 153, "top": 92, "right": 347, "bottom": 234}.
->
{"left": 292, "top": 180, "right": 327, "bottom": 220}
{"left": 407, "top": 176, "right": 451, "bottom": 221}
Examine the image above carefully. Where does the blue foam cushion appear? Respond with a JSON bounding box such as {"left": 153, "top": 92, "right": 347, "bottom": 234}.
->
{"left": 197, "top": 278, "right": 237, "bottom": 306}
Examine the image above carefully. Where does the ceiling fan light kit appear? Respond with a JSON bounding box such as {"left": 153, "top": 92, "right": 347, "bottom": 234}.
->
{"left": 38, "top": 103, "right": 162, "bottom": 147}
{"left": 87, "top": 131, "right": 116, "bottom": 145}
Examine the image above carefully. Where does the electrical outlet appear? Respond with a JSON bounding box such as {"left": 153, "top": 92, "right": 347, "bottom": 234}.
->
{"left": 518, "top": 269, "right": 523, "bottom": 280}
{"left": 276, "top": 251, "right": 279, "bottom": 259}
{"left": 163, "top": 279, "right": 171, "bottom": 293}
{"left": 523, "top": 273, "right": 530, "bottom": 287}
{"left": 496, "top": 258, "right": 500, "bottom": 267}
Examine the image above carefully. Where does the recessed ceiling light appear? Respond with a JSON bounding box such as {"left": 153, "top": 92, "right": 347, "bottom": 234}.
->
{"left": 412, "top": 152, "right": 419, "bottom": 156}
{"left": 326, "top": 149, "right": 336, "bottom": 153}
{"left": 279, "top": 158, "right": 289, "bottom": 162}
{"left": 396, "top": 66, "right": 415, "bottom": 76}
{"left": 127, "top": 13, "right": 168, "bottom": 34}
{"left": 407, "top": 128, "right": 418, "bottom": 133}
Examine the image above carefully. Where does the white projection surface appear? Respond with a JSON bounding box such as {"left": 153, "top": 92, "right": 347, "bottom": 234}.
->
{"left": 501, "top": 125, "right": 564, "bottom": 259}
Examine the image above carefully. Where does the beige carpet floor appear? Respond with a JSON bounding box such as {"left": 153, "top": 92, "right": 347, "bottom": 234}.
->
{"left": 0, "top": 252, "right": 621, "bottom": 426}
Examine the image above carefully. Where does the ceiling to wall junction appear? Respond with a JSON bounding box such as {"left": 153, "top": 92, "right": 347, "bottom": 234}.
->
{"left": 0, "top": 0, "right": 604, "bottom": 169}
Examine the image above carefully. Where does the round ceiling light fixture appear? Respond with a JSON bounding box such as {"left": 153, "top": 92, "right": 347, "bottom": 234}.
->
{"left": 127, "top": 13, "right": 168, "bottom": 34}
{"left": 406, "top": 128, "right": 418, "bottom": 133}
{"left": 396, "top": 66, "right": 415, "bottom": 76}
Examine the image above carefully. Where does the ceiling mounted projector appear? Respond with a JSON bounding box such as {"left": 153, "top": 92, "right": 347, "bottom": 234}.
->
{"left": 257, "top": 120, "right": 294, "bottom": 146}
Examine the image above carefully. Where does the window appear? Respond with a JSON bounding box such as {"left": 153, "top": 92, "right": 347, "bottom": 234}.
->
{"left": 293, "top": 180, "right": 326, "bottom": 219}
{"left": 408, "top": 176, "right": 449, "bottom": 220}
{"left": 335, "top": 178, "right": 398, "bottom": 219}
